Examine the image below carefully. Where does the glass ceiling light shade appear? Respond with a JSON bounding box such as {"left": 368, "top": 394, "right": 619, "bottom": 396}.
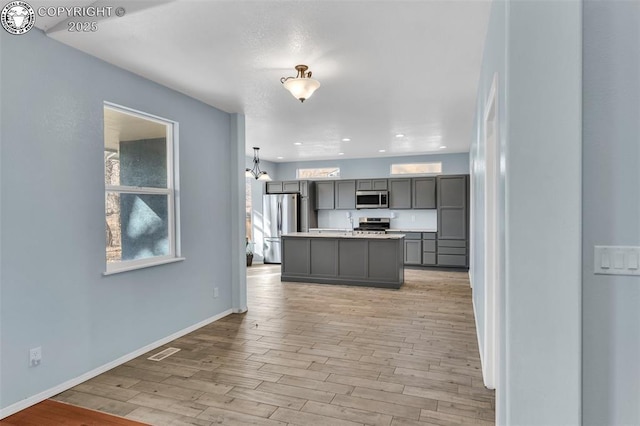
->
{"left": 280, "top": 64, "right": 320, "bottom": 102}
{"left": 245, "top": 147, "right": 271, "bottom": 181}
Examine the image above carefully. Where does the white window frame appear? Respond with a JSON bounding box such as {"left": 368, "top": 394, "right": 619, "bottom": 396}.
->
{"left": 104, "top": 102, "right": 183, "bottom": 275}
{"left": 296, "top": 167, "right": 341, "bottom": 179}
{"left": 389, "top": 162, "right": 442, "bottom": 176}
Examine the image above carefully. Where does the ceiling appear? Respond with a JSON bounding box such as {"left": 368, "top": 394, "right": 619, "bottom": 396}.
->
{"left": 35, "top": 0, "right": 490, "bottom": 163}
{"left": 104, "top": 106, "right": 168, "bottom": 150}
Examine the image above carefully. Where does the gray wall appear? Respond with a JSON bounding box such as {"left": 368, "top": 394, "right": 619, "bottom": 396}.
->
{"left": 471, "top": 1, "right": 582, "bottom": 424}
{"left": 275, "top": 152, "right": 469, "bottom": 180}
{"left": 583, "top": 2, "right": 640, "bottom": 424}
{"left": 0, "top": 29, "right": 234, "bottom": 410}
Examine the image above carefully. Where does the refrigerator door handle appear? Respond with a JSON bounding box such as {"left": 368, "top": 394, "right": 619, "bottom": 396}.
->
{"left": 277, "top": 201, "right": 282, "bottom": 236}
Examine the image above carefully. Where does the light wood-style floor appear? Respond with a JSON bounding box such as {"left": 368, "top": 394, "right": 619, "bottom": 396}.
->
{"left": 52, "top": 265, "right": 494, "bottom": 425}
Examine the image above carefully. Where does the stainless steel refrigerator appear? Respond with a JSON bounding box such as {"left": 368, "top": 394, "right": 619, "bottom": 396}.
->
{"left": 263, "top": 193, "right": 299, "bottom": 263}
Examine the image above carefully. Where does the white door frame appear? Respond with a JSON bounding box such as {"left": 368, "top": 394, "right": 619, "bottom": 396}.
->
{"left": 483, "top": 73, "right": 500, "bottom": 390}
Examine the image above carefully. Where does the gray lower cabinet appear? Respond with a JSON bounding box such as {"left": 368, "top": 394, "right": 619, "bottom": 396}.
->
{"left": 281, "top": 235, "right": 405, "bottom": 288}
{"left": 437, "top": 239, "right": 468, "bottom": 267}
{"left": 389, "top": 179, "right": 412, "bottom": 209}
{"left": 315, "top": 181, "right": 335, "bottom": 209}
{"left": 404, "top": 239, "right": 422, "bottom": 265}
{"left": 422, "top": 232, "right": 437, "bottom": 265}
{"left": 335, "top": 180, "right": 356, "bottom": 209}
{"left": 412, "top": 177, "right": 436, "bottom": 209}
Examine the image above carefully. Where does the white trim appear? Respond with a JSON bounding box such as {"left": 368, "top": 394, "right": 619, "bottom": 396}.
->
{"left": 105, "top": 185, "right": 171, "bottom": 194}
{"left": 104, "top": 256, "right": 185, "bottom": 275}
{"left": 472, "top": 296, "right": 485, "bottom": 378}
{"left": 0, "top": 309, "right": 233, "bottom": 420}
{"left": 482, "top": 72, "right": 499, "bottom": 390}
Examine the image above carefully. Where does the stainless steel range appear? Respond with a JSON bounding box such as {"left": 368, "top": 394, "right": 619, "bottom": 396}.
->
{"left": 353, "top": 217, "right": 391, "bottom": 235}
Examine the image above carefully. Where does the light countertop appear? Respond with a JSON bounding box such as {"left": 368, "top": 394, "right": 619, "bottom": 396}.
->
{"left": 387, "top": 228, "right": 437, "bottom": 233}
{"left": 283, "top": 232, "right": 405, "bottom": 240}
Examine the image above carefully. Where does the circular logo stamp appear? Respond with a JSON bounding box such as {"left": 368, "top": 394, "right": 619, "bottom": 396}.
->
{"left": 1, "top": 1, "right": 35, "bottom": 35}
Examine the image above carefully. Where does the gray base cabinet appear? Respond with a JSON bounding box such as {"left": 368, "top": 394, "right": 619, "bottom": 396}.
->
{"left": 281, "top": 235, "right": 405, "bottom": 288}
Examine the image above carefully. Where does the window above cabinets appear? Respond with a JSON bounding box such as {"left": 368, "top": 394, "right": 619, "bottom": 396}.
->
{"left": 296, "top": 167, "right": 340, "bottom": 179}
{"left": 390, "top": 162, "right": 442, "bottom": 176}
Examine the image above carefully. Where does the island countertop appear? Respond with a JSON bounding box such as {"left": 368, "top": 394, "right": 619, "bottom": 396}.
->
{"left": 284, "top": 232, "right": 405, "bottom": 240}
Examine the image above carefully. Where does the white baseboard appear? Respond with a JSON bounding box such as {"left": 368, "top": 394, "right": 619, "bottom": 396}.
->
{"left": 0, "top": 309, "right": 233, "bottom": 419}
{"left": 472, "top": 297, "right": 488, "bottom": 386}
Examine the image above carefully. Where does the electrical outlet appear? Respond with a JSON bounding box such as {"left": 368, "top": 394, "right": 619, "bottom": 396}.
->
{"left": 29, "top": 347, "right": 42, "bottom": 367}
{"left": 213, "top": 287, "right": 219, "bottom": 298}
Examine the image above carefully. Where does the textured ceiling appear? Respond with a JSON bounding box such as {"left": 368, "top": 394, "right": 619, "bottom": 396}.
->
{"left": 39, "top": 0, "right": 490, "bottom": 162}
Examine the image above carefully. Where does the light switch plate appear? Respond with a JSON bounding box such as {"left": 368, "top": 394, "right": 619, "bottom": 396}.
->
{"left": 594, "top": 246, "right": 640, "bottom": 276}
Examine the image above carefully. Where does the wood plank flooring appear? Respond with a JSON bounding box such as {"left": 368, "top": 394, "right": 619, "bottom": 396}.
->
{"left": 51, "top": 265, "right": 494, "bottom": 425}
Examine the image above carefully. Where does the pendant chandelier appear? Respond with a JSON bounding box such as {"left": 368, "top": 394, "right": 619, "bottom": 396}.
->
{"left": 245, "top": 147, "right": 271, "bottom": 181}
{"left": 281, "top": 64, "right": 321, "bottom": 103}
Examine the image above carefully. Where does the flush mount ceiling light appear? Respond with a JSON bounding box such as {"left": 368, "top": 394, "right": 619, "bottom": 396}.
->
{"left": 280, "top": 64, "right": 320, "bottom": 103}
{"left": 245, "top": 147, "right": 271, "bottom": 181}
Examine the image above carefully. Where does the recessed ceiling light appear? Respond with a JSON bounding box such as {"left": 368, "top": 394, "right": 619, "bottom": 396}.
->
{"left": 379, "top": 149, "right": 386, "bottom": 153}
{"left": 293, "top": 142, "right": 302, "bottom": 146}
{"left": 439, "top": 145, "right": 447, "bottom": 149}
{"left": 277, "top": 156, "right": 284, "bottom": 159}
{"left": 395, "top": 133, "right": 405, "bottom": 138}
{"left": 341, "top": 138, "right": 351, "bottom": 142}
{"left": 338, "top": 152, "right": 344, "bottom": 156}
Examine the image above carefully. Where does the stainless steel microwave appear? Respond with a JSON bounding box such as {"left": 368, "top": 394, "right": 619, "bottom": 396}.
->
{"left": 356, "top": 190, "right": 389, "bottom": 209}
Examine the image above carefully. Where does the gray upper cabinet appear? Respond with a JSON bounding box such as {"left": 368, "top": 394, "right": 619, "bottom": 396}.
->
{"left": 356, "top": 179, "right": 388, "bottom": 191}
{"left": 335, "top": 180, "right": 356, "bottom": 209}
{"left": 300, "top": 196, "right": 318, "bottom": 232}
{"left": 266, "top": 181, "right": 283, "bottom": 193}
{"left": 389, "top": 179, "right": 412, "bottom": 209}
{"left": 412, "top": 177, "right": 436, "bottom": 209}
{"left": 282, "top": 181, "right": 300, "bottom": 193}
{"left": 437, "top": 175, "right": 469, "bottom": 240}
{"left": 373, "top": 179, "right": 388, "bottom": 190}
{"left": 299, "top": 180, "right": 309, "bottom": 197}
{"left": 315, "top": 181, "right": 335, "bottom": 210}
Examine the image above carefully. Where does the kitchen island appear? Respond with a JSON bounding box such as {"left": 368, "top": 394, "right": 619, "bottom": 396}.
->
{"left": 281, "top": 232, "right": 405, "bottom": 289}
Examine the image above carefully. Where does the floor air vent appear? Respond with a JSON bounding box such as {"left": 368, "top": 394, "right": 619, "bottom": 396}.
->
{"left": 147, "top": 347, "right": 181, "bottom": 361}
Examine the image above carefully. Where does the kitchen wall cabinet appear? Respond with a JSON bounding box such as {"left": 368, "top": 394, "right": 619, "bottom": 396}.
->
{"left": 388, "top": 179, "right": 412, "bottom": 209}
{"left": 437, "top": 175, "right": 468, "bottom": 240}
{"left": 412, "top": 177, "right": 436, "bottom": 209}
{"left": 265, "top": 180, "right": 312, "bottom": 196}
{"left": 265, "top": 181, "right": 283, "bottom": 193}
{"left": 335, "top": 180, "right": 356, "bottom": 209}
{"left": 356, "top": 179, "right": 388, "bottom": 191}
{"left": 315, "top": 181, "right": 335, "bottom": 210}
{"left": 300, "top": 196, "right": 318, "bottom": 232}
